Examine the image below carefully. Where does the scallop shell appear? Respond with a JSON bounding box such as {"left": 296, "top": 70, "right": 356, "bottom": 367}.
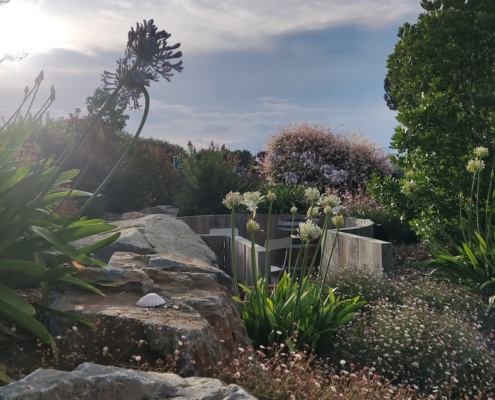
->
{"left": 136, "top": 293, "right": 166, "bottom": 307}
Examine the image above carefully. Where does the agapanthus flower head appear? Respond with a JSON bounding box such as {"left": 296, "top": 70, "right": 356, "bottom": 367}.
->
{"left": 320, "top": 194, "right": 343, "bottom": 214}
{"left": 404, "top": 170, "right": 415, "bottom": 180}
{"left": 290, "top": 205, "right": 298, "bottom": 214}
{"left": 466, "top": 158, "right": 485, "bottom": 174}
{"left": 246, "top": 219, "right": 260, "bottom": 233}
{"left": 3, "top": 50, "right": 28, "bottom": 63}
{"left": 242, "top": 191, "right": 265, "bottom": 215}
{"left": 332, "top": 214, "right": 344, "bottom": 228}
{"left": 304, "top": 187, "right": 320, "bottom": 204}
{"left": 101, "top": 20, "right": 183, "bottom": 110}
{"left": 283, "top": 171, "right": 298, "bottom": 185}
{"left": 306, "top": 206, "right": 320, "bottom": 219}
{"left": 473, "top": 146, "right": 489, "bottom": 159}
{"left": 102, "top": 50, "right": 159, "bottom": 110}
{"left": 223, "top": 191, "right": 243, "bottom": 210}
{"left": 401, "top": 180, "right": 418, "bottom": 196}
{"left": 295, "top": 219, "right": 321, "bottom": 242}
{"left": 127, "top": 19, "right": 183, "bottom": 82}
{"left": 266, "top": 190, "right": 276, "bottom": 202}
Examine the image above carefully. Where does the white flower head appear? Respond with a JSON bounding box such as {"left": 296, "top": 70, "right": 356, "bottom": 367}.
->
{"left": 320, "top": 194, "right": 343, "bottom": 214}
{"left": 304, "top": 187, "right": 320, "bottom": 204}
{"left": 466, "top": 158, "right": 485, "bottom": 174}
{"left": 474, "top": 146, "right": 489, "bottom": 158}
{"left": 290, "top": 205, "right": 298, "bottom": 214}
{"left": 266, "top": 190, "right": 276, "bottom": 202}
{"left": 222, "top": 191, "right": 243, "bottom": 210}
{"left": 296, "top": 220, "right": 321, "bottom": 242}
{"left": 307, "top": 206, "right": 320, "bottom": 219}
{"left": 246, "top": 219, "right": 260, "bottom": 233}
{"left": 401, "top": 180, "right": 418, "bottom": 196}
{"left": 242, "top": 191, "right": 265, "bottom": 215}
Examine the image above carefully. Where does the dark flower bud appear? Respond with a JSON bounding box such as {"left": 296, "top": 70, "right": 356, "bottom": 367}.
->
{"left": 35, "top": 71, "right": 44, "bottom": 85}
{"left": 49, "top": 85, "right": 55, "bottom": 101}
{"left": 24, "top": 86, "right": 29, "bottom": 96}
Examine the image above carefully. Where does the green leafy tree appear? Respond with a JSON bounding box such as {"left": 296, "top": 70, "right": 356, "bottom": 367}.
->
{"left": 371, "top": 0, "right": 495, "bottom": 244}
{"left": 86, "top": 88, "right": 129, "bottom": 132}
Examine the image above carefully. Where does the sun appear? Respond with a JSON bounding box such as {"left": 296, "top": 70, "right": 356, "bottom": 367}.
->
{"left": 0, "top": 1, "right": 65, "bottom": 58}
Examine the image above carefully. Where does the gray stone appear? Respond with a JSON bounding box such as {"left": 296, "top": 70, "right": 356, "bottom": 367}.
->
{"left": 45, "top": 251, "right": 249, "bottom": 377}
{"left": 72, "top": 215, "right": 218, "bottom": 266}
{"left": 0, "top": 362, "right": 257, "bottom": 399}
{"left": 140, "top": 205, "right": 179, "bottom": 217}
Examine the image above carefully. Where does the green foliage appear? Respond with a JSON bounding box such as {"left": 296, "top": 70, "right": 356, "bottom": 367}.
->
{"left": 256, "top": 184, "right": 306, "bottom": 214}
{"left": 234, "top": 273, "right": 365, "bottom": 354}
{"left": 86, "top": 88, "right": 129, "bottom": 132}
{"left": 261, "top": 121, "right": 393, "bottom": 192}
{"left": 175, "top": 142, "right": 260, "bottom": 216}
{"left": 0, "top": 119, "right": 119, "bottom": 349}
{"left": 376, "top": 0, "right": 495, "bottom": 244}
{"left": 329, "top": 266, "right": 493, "bottom": 398}
{"left": 102, "top": 137, "right": 182, "bottom": 213}
{"left": 33, "top": 114, "right": 185, "bottom": 216}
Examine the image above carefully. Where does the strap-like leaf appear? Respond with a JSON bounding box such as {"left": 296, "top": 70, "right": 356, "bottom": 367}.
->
{"left": 33, "top": 304, "right": 95, "bottom": 329}
{"left": 58, "top": 276, "right": 105, "bottom": 296}
{"left": 29, "top": 225, "right": 93, "bottom": 265}
{"left": 0, "top": 283, "right": 35, "bottom": 315}
{"left": 0, "top": 299, "right": 54, "bottom": 345}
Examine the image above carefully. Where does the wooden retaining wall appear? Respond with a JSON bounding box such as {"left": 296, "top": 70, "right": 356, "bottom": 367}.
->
{"left": 185, "top": 214, "right": 393, "bottom": 285}
{"left": 321, "top": 231, "right": 393, "bottom": 277}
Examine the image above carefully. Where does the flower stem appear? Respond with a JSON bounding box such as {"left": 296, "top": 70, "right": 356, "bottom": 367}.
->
{"left": 77, "top": 85, "right": 149, "bottom": 217}
{"left": 264, "top": 200, "right": 273, "bottom": 287}
{"left": 231, "top": 209, "right": 239, "bottom": 299}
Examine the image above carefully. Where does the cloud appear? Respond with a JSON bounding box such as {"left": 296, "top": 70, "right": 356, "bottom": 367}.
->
{"left": 130, "top": 95, "right": 397, "bottom": 155}
{"left": 7, "top": 0, "right": 421, "bottom": 55}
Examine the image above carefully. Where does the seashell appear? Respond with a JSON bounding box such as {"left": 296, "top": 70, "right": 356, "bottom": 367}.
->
{"left": 136, "top": 293, "right": 166, "bottom": 308}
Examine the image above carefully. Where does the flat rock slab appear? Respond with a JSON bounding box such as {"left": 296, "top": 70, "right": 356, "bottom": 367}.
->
{"left": 0, "top": 362, "right": 257, "bottom": 400}
{"left": 72, "top": 214, "right": 218, "bottom": 265}
{"left": 46, "top": 252, "right": 248, "bottom": 377}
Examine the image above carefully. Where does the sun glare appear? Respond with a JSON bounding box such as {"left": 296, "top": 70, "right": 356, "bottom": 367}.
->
{"left": 0, "top": 1, "right": 65, "bottom": 58}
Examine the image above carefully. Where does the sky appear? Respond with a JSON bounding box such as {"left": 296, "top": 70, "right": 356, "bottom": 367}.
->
{"left": 0, "top": 0, "right": 423, "bottom": 155}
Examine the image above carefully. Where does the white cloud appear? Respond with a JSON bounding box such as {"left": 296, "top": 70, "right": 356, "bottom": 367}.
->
{"left": 132, "top": 96, "right": 397, "bottom": 154}
{"left": 4, "top": 0, "right": 421, "bottom": 55}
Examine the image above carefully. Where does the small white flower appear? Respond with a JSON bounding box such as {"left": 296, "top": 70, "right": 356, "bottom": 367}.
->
{"left": 102, "top": 346, "right": 109, "bottom": 353}
{"left": 467, "top": 158, "right": 485, "bottom": 174}
{"left": 222, "top": 191, "right": 243, "bottom": 210}
{"left": 276, "top": 330, "right": 282, "bottom": 335}
{"left": 72, "top": 326, "right": 77, "bottom": 332}
{"left": 474, "top": 146, "right": 489, "bottom": 158}
{"left": 242, "top": 191, "right": 265, "bottom": 214}
{"left": 340, "top": 359, "right": 346, "bottom": 366}
{"left": 304, "top": 187, "right": 320, "bottom": 203}
{"left": 296, "top": 220, "right": 321, "bottom": 242}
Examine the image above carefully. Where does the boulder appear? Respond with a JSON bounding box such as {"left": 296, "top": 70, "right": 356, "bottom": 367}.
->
{"left": 72, "top": 214, "right": 218, "bottom": 265}
{"left": 0, "top": 362, "right": 256, "bottom": 399}
{"left": 140, "top": 205, "right": 179, "bottom": 217}
{"left": 45, "top": 250, "right": 248, "bottom": 377}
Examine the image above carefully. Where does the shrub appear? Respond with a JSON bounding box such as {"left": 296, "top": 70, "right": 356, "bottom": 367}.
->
{"left": 374, "top": 1, "right": 495, "bottom": 246}
{"left": 174, "top": 143, "right": 260, "bottom": 216}
{"left": 334, "top": 300, "right": 495, "bottom": 399}
{"left": 220, "top": 346, "right": 423, "bottom": 400}
{"left": 256, "top": 184, "right": 306, "bottom": 214}
{"left": 32, "top": 113, "right": 185, "bottom": 216}
{"left": 102, "top": 137, "right": 183, "bottom": 213}
{"left": 261, "top": 121, "right": 394, "bottom": 192}
{"left": 325, "top": 266, "right": 493, "bottom": 398}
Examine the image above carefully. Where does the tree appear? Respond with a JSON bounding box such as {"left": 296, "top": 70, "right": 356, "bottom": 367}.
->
{"left": 86, "top": 87, "right": 129, "bottom": 132}
{"left": 372, "top": 0, "right": 495, "bottom": 244}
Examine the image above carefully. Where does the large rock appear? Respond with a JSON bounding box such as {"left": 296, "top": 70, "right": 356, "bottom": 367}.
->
{"left": 45, "top": 250, "right": 248, "bottom": 377}
{"left": 72, "top": 214, "right": 218, "bottom": 265}
{"left": 0, "top": 362, "right": 256, "bottom": 399}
